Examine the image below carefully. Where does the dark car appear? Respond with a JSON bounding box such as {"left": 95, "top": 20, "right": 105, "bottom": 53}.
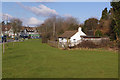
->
{"left": 2, "top": 35, "right": 7, "bottom": 43}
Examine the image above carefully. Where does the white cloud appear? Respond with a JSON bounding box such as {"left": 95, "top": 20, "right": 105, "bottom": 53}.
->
{"left": 25, "top": 17, "right": 43, "bottom": 26}
{"left": 21, "top": 17, "right": 43, "bottom": 26}
{"left": 3, "top": 0, "right": 56, "bottom": 2}
{"left": 0, "top": 13, "right": 13, "bottom": 21}
{"left": 0, "top": 13, "right": 43, "bottom": 26}
{"left": 63, "top": 14, "right": 72, "bottom": 18}
{"left": 28, "top": 4, "right": 58, "bottom": 17}
{"left": 18, "top": 3, "right": 58, "bottom": 17}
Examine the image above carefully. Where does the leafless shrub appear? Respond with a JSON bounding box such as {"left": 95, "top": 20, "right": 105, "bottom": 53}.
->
{"left": 74, "top": 41, "right": 99, "bottom": 49}
{"left": 99, "top": 39, "right": 111, "bottom": 47}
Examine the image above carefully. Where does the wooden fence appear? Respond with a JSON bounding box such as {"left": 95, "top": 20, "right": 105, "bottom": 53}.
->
{"left": 48, "top": 40, "right": 81, "bottom": 48}
{"left": 48, "top": 40, "right": 58, "bottom": 48}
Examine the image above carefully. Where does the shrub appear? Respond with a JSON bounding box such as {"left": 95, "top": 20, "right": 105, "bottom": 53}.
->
{"left": 75, "top": 41, "right": 99, "bottom": 49}
{"left": 42, "top": 35, "right": 48, "bottom": 43}
{"left": 95, "top": 30, "right": 103, "bottom": 37}
{"left": 99, "top": 39, "right": 110, "bottom": 47}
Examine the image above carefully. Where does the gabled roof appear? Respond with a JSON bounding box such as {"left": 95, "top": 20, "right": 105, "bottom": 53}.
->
{"left": 58, "top": 30, "right": 77, "bottom": 38}
{"left": 21, "top": 27, "right": 37, "bottom": 32}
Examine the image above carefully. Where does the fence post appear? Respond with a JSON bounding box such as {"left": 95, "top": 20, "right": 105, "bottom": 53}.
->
{"left": 57, "top": 41, "right": 58, "bottom": 48}
{"left": 3, "top": 41, "right": 5, "bottom": 54}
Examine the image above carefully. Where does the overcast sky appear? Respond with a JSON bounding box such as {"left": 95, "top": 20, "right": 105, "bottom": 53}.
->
{"left": 1, "top": 2, "right": 112, "bottom": 26}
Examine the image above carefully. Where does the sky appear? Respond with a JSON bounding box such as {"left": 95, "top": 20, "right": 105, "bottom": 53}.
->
{"left": 1, "top": 2, "right": 112, "bottom": 27}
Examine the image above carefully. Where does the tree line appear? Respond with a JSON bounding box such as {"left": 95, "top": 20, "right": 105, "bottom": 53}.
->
{"left": 2, "top": 18, "right": 22, "bottom": 37}
{"left": 83, "top": 1, "right": 120, "bottom": 41}
{"left": 37, "top": 16, "right": 80, "bottom": 43}
{"left": 37, "top": 1, "right": 120, "bottom": 43}
{"left": 1, "top": 1, "right": 120, "bottom": 43}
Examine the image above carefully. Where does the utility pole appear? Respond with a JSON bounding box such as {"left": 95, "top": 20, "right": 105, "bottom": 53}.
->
{"left": 6, "top": 15, "right": 8, "bottom": 48}
{"left": 53, "top": 22, "right": 55, "bottom": 37}
{"left": 3, "top": 41, "right": 5, "bottom": 54}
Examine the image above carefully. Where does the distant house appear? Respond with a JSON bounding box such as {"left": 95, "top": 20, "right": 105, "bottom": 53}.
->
{"left": 20, "top": 27, "right": 39, "bottom": 38}
{"left": 2, "top": 25, "right": 15, "bottom": 38}
{"left": 2, "top": 25, "right": 40, "bottom": 39}
{"left": 58, "top": 27, "right": 86, "bottom": 47}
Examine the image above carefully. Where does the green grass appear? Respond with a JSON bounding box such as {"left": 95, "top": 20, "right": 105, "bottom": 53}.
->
{"left": 2, "top": 39, "right": 118, "bottom": 78}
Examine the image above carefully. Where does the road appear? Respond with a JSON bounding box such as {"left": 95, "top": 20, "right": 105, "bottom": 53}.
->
{"left": 0, "top": 39, "right": 18, "bottom": 43}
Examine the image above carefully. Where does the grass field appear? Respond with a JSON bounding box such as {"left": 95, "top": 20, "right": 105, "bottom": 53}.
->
{"left": 2, "top": 39, "right": 118, "bottom": 78}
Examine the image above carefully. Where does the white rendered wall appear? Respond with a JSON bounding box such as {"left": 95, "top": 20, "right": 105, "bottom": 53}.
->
{"left": 59, "top": 38, "right": 67, "bottom": 43}
{"left": 58, "top": 27, "right": 86, "bottom": 47}
{"left": 70, "top": 27, "right": 86, "bottom": 42}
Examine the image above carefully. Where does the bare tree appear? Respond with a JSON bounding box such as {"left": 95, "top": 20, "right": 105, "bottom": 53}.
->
{"left": 98, "top": 19, "right": 111, "bottom": 35}
{"left": 62, "top": 16, "right": 79, "bottom": 31}
{"left": 37, "top": 16, "right": 79, "bottom": 42}
{"left": 10, "top": 18, "right": 22, "bottom": 36}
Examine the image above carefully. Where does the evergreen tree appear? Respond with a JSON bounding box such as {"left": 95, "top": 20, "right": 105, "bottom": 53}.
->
{"left": 110, "top": 1, "right": 120, "bottom": 40}
{"left": 84, "top": 18, "right": 98, "bottom": 33}
{"left": 95, "top": 30, "right": 103, "bottom": 37}
{"left": 101, "top": 8, "right": 109, "bottom": 20}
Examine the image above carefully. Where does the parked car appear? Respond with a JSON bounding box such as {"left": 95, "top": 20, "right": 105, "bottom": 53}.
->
{"left": 2, "top": 35, "right": 7, "bottom": 42}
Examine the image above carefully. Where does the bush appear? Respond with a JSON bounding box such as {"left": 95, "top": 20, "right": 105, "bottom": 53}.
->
{"left": 42, "top": 35, "right": 48, "bottom": 43}
{"left": 95, "top": 30, "right": 103, "bottom": 37}
{"left": 75, "top": 41, "right": 99, "bottom": 49}
{"left": 99, "top": 39, "right": 110, "bottom": 47}
{"left": 71, "top": 39, "right": 118, "bottom": 50}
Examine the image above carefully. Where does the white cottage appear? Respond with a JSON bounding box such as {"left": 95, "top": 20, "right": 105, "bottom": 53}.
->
{"left": 58, "top": 27, "right": 86, "bottom": 47}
